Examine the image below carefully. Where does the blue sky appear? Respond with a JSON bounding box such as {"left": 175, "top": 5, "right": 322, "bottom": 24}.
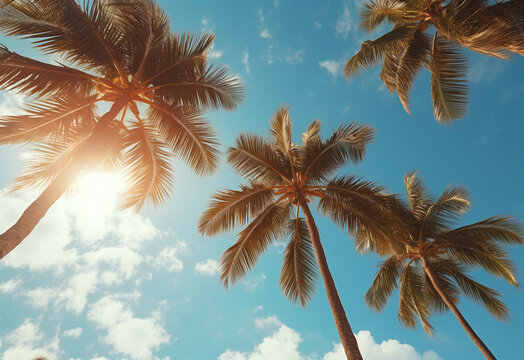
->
{"left": 0, "top": 1, "right": 523, "bottom": 359}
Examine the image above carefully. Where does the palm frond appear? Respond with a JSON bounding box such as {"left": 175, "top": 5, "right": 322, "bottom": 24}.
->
{"left": 269, "top": 105, "right": 293, "bottom": 154}
{"left": 301, "top": 122, "right": 375, "bottom": 181}
{"left": 144, "top": 99, "right": 219, "bottom": 176}
{"left": 10, "top": 127, "right": 92, "bottom": 191}
{"left": 150, "top": 65, "right": 244, "bottom": 111}
{"left": 365, "top": 256, "right": 402, "bottom": 311}
{"left": 120, "top": 121, "right": 173, "bottom": 210}
{"left": 360, "top": 0, "right": 408, "bottom": 32}
{"left": 198, "top": 182, "right": 276, "bottom": 236}
{"left": 220, "top": 202, "right": 290, "bottom": 288}
{"left": 403, "top": 171, "right": 431, "bottom": 220}
{"left": 396, "top": 29, "right": 431, "bottom": 113}
{"left": 319, "top": 175, "right": 397, "bottom": 255}
{"left": 301, "top": 120, "right": 321, "bottom": 145}
{"left": 0, "top": 94, "right": 98, "bottom": 145}
{"left": 422, "top": 184, "right": 470, "bottom": 237}
{"left": 107, "top": 0, "right": 171, "bottom": 77}
{"left": 380, "top": 54, "right": 400, "bottom": 93}
{"left": 398, "top": 262, "right": 434, "bottom": 334}
{"left": 0, "top": 44, "right": 95, "bottom": 96}
{"left": 429, "top": 34, "right": 469, "bottom": 123}
{"left": 227, "top": 133, "right": 291, "bottom": 185}
{"left": 436, "top": 259, "right": 509, "bottom": 320}
{"left": 344, "top": 24, "right": 414, "bottom": 78}
{"left": 280, "top": 216, "right": 318, "bottom": 307}
{"left": 0, "top": 0, "right": 122, "bottom": 76}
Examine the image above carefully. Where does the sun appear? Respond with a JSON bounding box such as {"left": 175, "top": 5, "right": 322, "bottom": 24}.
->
{"left": 70, "top": 171, "right": 127, "bottom": 217}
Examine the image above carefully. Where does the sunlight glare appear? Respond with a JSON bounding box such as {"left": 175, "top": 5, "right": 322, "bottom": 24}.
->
{"left": 71, "top": 171, "right": 126, "bottom": 218}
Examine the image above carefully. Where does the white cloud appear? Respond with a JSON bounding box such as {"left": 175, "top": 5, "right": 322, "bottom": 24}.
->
{"left": 258, "top": 9, "right": 265, "bottom": 22}
{"left": 242, "top": 273, "right": 266, "bottom": 291}
{"left": 1, "top": 318, "right": 60, "bottom": 360}
{"left": 62, "top": 327, "right": 83, "bottom": 339}
{"left": 242, "top": 50, "right": 250, "bottom": 74}
{"left": 23, "top": 287, "right": 56, "bottom": 309}
{"left": 218, "top": 317, "right": 443, "bottom": 360}
{"left": 194, "top": 259, "right": 219, "bottom": 276}
{"left": 260, "top": 28, "right": 271, "bottom": 39}
{"left": 0, "top": 92, "right": 26, "bottom": 115}
{"left": 314, "top": 21, "right": 322, "bottom": 29}
{"left": 254, "top": 315, "right": 282, "bottom": 329}
{"left": 324, "top": 331, "right": 443, "bottom": 360}
{"left": 87, "top": 295, "right": 169, "bottom": 360}
{"left": 219, "top": 324, "right": 302, "bottom": 360}
{"left": 153, "top": 242, "right": 187, "bottom": 272}
{"left": 335, "top": 2, "right": 353, "bottom": 40}
{"left": 207, "top": 44, "right": 223, "bottom": 60}
{"left": 285, "top": 49, "right": 305, "bottom": 64}
{"left": 319, "top": 60, "right": 342, "bottom": 76}
{"left": 201, "top": 16, "right": 214, "bottom": 33}
{"left": 0, "top": 279, "right": 21, "bottom": 293}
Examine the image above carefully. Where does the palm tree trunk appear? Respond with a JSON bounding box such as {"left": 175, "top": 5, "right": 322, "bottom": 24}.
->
{"left": 296, "top": 193, "right": 363, "bottom": 360}
{"left": 0, "top": 98, "right": 127, "bottom": 260}
{"left": 421, "top": 256, "right": 497, "bottom": 360}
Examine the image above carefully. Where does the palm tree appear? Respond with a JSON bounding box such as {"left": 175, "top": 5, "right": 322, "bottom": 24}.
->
{"left": 365, "top": 172, "right": 522, "bottom": 360}
{"left": 198, "top": 106, "right": 402, "bottom": 360}
{"left": 344, "top": 0, "right": 524, "bottom": 123}
{"left": 0, "top": 0, "right": 243, "bottom": 259}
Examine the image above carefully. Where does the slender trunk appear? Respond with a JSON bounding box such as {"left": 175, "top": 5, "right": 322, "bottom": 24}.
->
{"left": 296, "top": 193, "right": 363, "bottom": 360}
{"left": 0, "top": 99, "right": 127, "bottom": 260}
{"left": 421, "top": 256, "right": 497, "bottom": 360}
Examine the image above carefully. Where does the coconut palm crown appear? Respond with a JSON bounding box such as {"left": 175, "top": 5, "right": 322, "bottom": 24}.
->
{"left": 366, "top": 172, "right": 523, "bottom": 360}
{"left": 344, "top": 0, "right": 524, "bottom": 123}
{"left": 198, "top": 106, "right": 401, "bottom": 360}
{"left": 0, "top": 0, "right": 243, "bottom": 259}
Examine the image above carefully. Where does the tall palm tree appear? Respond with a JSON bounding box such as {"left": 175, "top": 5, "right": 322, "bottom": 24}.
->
{"left": 365, "top": 172, "right": 522, "bottom": 360}
{"left": 198, "top": 106, "right": 401, "bottom": 360}
{"left": 344, "top": 0, "right": 524, "bottom": 122}
{"left": 0, "top": 0, "right": 243, "bottom": 259}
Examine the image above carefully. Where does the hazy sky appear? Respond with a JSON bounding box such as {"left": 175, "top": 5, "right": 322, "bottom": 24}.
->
{"left": 0, "top": 1, "right": 523, "bottom": 359}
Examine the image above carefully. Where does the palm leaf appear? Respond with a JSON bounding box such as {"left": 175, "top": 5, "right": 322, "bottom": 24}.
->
{"left": 144, "top": 99, "right": 219, "bottom": 176}
{"left": 436, "top": 259, "right": 510, "bottom": 320}
{"left": 403, "top": 171, "right": 431, "bottom": 220}
{"left": 0, "top": 94, "right": 98, "bottom": 144}
{"left": 198, "top": 182, "right": 277, "bottom": 236}
{"left": 120, "top": 121, "right": 174, "bottom": 210}
{"left": 360, "top": 0, "right": 408, "bottom": 32}
{"left": 365, "top": 256, "right": 402, "bottom": 311}
{"left": 150, "top": 65, "right": 244, "bottom": 111}
{"left": 227, "top": 133, "right": 291, "bottom": 185}
{"left": 0, "top": 44, "right": 95, "bottom": 96}
{"left": 380, "top": 54, "right": 400, "bottom": 93}
{"left": 396, "top": 29, "right": 431, "bottom": 114}
{"left": 301, "top": 122, "right": 375, "bottom": 182}
{"left": 398, "top": 262, "right": 433, "bottom": 334}
{"left": 344, "top": 24, "right": 414, "bottom": 78}
{"left": 219, "top": 201, "right": 290, "bottom": 288}
{"left": 269, "top": 105, "right": 293, "bottom": 154}
{"left": 429, "top": 34, "right": 469, "bottom": 123}
{"left": 280, "top": 216, "right": 318, "bottom": 307}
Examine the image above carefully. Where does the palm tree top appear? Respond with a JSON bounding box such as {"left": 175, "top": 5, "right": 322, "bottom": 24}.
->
{"left": 344, "top": 0, "right": 524, "bottom": 122}
{"left": 0, "top": 0, "right": 244, "bottom": 209}
{"left": 366, "top": 171, "right": 523, "bottom": 333}
{"left": 198, "top": 106, "right": 402, "bottom": 306}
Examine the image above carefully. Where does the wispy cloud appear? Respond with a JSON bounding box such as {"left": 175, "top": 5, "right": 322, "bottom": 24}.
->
{"left": 319, "top": 60, "right": 342, "bottom": 76}
{"left": 194, "top": 259, "right": 219, "bottom": 276}
{"left": 201, "top": 15, "right": 214, "bottom": 33}
{"left": 285, "top": 49, "right": 304, "bottom": 64}
{"left": 260, "top": 28, "right": 272, "bottom": 39}
{"left": 314, "top": 21, "right": 322, "bottom": 29}
{"left": 336, "top": 1, "right": 353, "bottom": 40}
{"left": 242, "top": 50, "right": 251, "bottom": 74}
